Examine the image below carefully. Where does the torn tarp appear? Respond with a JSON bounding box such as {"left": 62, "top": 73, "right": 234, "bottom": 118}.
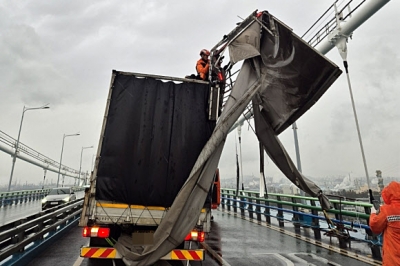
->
{"left": 255, "top": 12, "right": 341, "bottom": 135}
{"left": 115, "top": 10, "right": 341, "bottom": 265}
{"left": 228, "top": 20, "right": 261, "bottom": 64}
{"left": 246, "top": 12, "right": 341, "bottom": 209}
{"left": 252, "top": 98, "right": 331, "bottom": 208}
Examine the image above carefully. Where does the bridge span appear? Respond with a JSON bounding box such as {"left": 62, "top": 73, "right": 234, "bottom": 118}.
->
{"left": 0, "top": 189, "right": 381, "bottom": 266}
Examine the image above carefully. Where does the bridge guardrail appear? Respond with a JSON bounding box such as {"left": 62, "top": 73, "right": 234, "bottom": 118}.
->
{"left": 0, "top": 189, "right": 50, "bottom": 207}
{"left": 0, "top": 187, "right": 85, "bottom": 207}
{"left": 221, "top": 188, "right": 382, "bottom": 260}
{"left": 0, "top": 199, "right": 83, "bottom": 265}
{"left": 0, "top": 187, "right": 381, "bottom": 263}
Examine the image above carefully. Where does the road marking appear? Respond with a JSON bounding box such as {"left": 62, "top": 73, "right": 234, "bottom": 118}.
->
{"left": 294, "top": 253, "right": 342, "bottom": 266}
{"left": 252, "top": 253, "right": 296, "bottom": 265}
{"left": 72, "top": 256, "right": 84, "bottom": 266}
{"left": 273, "top": 254, "right": 295, "bottom": 266}
{"left": 286, "top": 253, "right": 317, "bottom": 265}
{"left": 73, "top": 240, "right": 89, "bottom": 266}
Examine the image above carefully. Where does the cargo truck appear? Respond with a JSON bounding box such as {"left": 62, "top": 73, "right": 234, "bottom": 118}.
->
{"left": 79, "top": 71, "right": 221, "bottom": 264}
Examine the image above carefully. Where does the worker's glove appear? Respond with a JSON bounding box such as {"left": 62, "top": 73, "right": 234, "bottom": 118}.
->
{"left": 370, "top": 206, "right": 377, "bottom": 214}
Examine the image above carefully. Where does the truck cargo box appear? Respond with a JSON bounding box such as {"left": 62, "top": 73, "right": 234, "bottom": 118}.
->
{"left": 95, "top": 71, "right": 216, "bottom": 207}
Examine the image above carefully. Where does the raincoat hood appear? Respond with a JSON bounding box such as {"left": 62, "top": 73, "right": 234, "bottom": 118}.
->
{"left": 381, "top": 181, "right": 400, "bottom": 204}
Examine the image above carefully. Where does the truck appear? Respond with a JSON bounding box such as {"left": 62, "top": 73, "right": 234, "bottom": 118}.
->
{"left": 79, "top": 71, "right": 222, "bottom": 264}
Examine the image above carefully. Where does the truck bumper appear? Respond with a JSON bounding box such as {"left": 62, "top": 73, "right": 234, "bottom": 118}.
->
{"left": 81, "top": 247, "right": 204, "bottom": 261}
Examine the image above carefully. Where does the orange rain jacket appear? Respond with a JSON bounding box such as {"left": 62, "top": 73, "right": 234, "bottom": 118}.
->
{"left": 196, "top": 58, "right": 209, "bottom": 80}
{"left": 369, "top": 181, "right": 400, "bottom": 265}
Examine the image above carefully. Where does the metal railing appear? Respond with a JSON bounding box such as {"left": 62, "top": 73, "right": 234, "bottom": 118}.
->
{"left": 0, "top": 199, "right": 83, "bottom": 265}
{"left": 0, "top": 187, "right": 85, "bottom": 207}
{"left": 0, "top": 189, "right": 50, "bottom": 207}
{"left": 302, "top": 0, "right": 366, "bottom": 47}
{"left": 220, "top": 188, "right": 382, "bottom": 259}
{"left": 0, "top": 187, "right": 382, "bottom": 264}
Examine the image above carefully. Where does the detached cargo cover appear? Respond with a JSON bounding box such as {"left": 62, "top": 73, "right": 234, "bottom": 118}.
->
{"left": 95, "top": 71, "right": 215, "bottom": 207}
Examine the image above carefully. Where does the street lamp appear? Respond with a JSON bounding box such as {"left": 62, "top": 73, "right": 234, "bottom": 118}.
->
{"left": 8, "top": 104, "right": 50, "bottom": 192}
{"left": 57, "top": 133, "right": 80, "bottom": 187}
{"left": 78, "top": 146, "right": 94, "bottom": 186}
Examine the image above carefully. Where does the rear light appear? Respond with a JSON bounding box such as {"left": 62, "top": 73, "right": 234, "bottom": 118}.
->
{"left": 198, "top": 231, "right": 205, "bottom": 242}
{"left": 97, "top": 228, "right": 110, "bottom": 238}
{"left": 184, "top": 230, "right": 205, "bottom": 242}
{"left": 82, "top": 227, "right": 89, "bottom": 237}
{"left": 82, "top": 227, "right": 110, "bottom": 238}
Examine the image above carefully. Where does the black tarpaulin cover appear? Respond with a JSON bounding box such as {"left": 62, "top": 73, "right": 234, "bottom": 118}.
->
{"left": 95, "top": 73, "right": 215, "bottom": 207}
{"left": 255, "top": 12, "right": 342, "bottom": 135}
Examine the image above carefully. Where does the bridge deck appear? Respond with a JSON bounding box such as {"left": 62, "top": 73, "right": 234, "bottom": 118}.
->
{"left": 23, "top": 209, "right": 377, "bottom": 266}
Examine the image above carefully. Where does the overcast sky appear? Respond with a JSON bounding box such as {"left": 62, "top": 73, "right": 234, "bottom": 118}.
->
{"left": 0, "top": 0, "right": 399, "bottom": 189}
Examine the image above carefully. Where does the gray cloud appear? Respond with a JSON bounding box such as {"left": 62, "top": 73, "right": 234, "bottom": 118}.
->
{"left": 1, "top": 0, "right": 399, "bottom": 188}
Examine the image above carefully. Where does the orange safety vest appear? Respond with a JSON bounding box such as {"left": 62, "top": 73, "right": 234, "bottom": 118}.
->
{"left": 370, "top": 181, "right": 400, "bottom": 265}
{"left": 196, "top": 58, "right": 209, "bottom": 80}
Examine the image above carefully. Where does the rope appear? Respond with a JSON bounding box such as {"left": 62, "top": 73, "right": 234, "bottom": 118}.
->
{"left": 244, "top": 105, "right": 256, "bottom": 134}
{"left": 98, "top": 202, "right": 129, "bottom": 225}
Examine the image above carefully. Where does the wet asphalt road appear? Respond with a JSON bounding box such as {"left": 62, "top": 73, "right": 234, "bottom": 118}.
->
{"left": 212, "top": 210, "right": 374, "bottom": 265}
{"left": 26, "top": 209, "right": 379, "bottom": 266}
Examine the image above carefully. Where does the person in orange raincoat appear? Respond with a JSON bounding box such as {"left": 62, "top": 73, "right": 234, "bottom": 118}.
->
{"left": 369, "top": 181, "right": 400, "bottom": 265}
{"left": 196, "top": 49, "right": 210, "bottom": 80}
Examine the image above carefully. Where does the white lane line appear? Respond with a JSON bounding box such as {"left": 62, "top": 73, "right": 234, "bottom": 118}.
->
{"left": 73, "top": 240, "right": 89, "bottom": 266}
{"left": 286, "top": 253, "right": 317, "bottom": 266}
{"left": 252, "top": 253, "right": 295, "bottom": 266}
{"left": 72, "top": 256, "right": 84, "bottom": 266}
{"left": 273, "top": 254, "right": 295, "bottom": 266}
{"left": 302, "top": 253, "right": 342, "bottom": 266}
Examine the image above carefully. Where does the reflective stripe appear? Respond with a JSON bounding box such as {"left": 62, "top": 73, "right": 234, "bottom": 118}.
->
{"left": 92, "top": 248, "right": 105, "bottom": 257}
{"left": 96, "top": 202, "right": 167, "bottom": 211}
{"left": 81, "top": 247, "right": 203, "bottom": 260}
{"left": 82, "top": 247, "right": 99, "bottom": 257}
{"left": 387, "top": 215, "right": 400, "bottom": 222}
{"left": 81, "top": 247, "right": 119, "bottom": 259}
{"left": 99, "top": 248, "right": 115, "bottom": 258}
{"left": 167, "top": 250, "right": 204, "bottom": 260}
{"left": 172, "top": 250, "right": 186, "bottom": 260}
{"left": 189, "top": 250, "right": 201, "bottom": 260}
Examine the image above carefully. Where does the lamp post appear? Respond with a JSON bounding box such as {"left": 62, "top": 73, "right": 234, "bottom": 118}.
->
{"left": 78, "top": 146, "right": 94, "bottom": 186}
{"left": 57, "top": 133, "right": 80, "bottom": 187}
{"left": 8, "top": 104, "right": 50, "bottom": 192}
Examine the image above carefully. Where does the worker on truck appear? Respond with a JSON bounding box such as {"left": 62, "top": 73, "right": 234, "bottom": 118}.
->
{"left": 196, "top": 49, "right": 210, "bottom": 80}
